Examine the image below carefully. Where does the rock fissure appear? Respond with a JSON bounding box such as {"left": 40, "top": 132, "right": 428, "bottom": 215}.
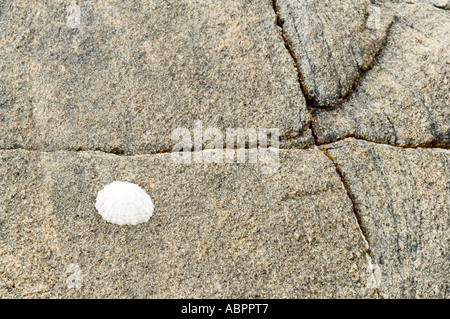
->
{"left": 315, "top": 18, "right": 395, "bottom": 110}
{"left": 273, "top": 0, "right": 312, "bottom": 104}
{"left": 318, "top": 146, "right": 381, "bottom": 298}
{"left": 272, "top": 0, "right": 320, "bottom": 147}
{"left": 1, "top": 134, "right": 448, "bottom": 157}
{"left": 272, "top": 0, "right": 448, "bottom": 153}
{"left": 317, "top": 135, "right": 450, "bottom": 151}
{"left": 0, "top": 146, "right": 174, "bottom": 157}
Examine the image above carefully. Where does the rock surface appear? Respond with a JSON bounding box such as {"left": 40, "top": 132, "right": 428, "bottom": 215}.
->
{"left": 276, "top": 0, "right": 392, "bottom": 106}
{"left": 414, "top": 0, "right": 449, "bottom": 9}
{"left": 324, "top": 139, "right": 449, "bottom": 298}
{"left": 0, "top": 0, "right": 311, "bottom": 154}
{"left": 312, "top": 2, "right": 450, "bottom": 147}
{"left": 0, "top": 0, "right": 448, "bottom": 299}
{"left": 0, "top": 149, "right": 372, "bottom": 298}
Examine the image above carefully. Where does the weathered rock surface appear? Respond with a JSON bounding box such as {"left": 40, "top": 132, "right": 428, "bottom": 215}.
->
{"left": 313, "top": 2, "right": 450, "bottom": 147}
{"left": 0, "top": 149, "right": 373, "bottom": 298}
{"left": 0, "top": 0, "right": 448, "bottom": 300}
{"left": 422, "top": 0, "right": 450, "bottom": 9}
{"left": 0, "top": 0, "right": 311, "bottom": 154}
{"left": 276, "top": 0, "right": 392, "bottom": 106}
{"left": 400, "top": 0, "right": 450, "bottom": 9}
{"left": 324, "top": 139, "right": 449, "bottom": 298}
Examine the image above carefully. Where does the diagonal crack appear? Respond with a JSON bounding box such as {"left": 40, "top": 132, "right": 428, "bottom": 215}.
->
{"left": 272, "top": 0, "right": 320, "bottom": 147}
{"left": 271, "top": 2, "right": 386, "bottom": 292}
{"left": 273, "top": 0, "right": 394, "bottom": 109}
{"left": 272, "top": 0, "right": 449, "bottom": 152}
{"left": 319, "top": 146, "right": 381, "bottom": 298}
{"left": 272, "top": 0, "right": 312, "bottom": 103}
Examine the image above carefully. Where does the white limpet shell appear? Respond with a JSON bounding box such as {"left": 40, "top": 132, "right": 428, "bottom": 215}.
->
{"left": 95, "top": 181, "right": 154, "bottom": 226}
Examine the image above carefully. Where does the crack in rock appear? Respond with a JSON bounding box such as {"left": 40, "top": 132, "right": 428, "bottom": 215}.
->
{"left": 276, "top": 0, "right": 392, "bottom": 107}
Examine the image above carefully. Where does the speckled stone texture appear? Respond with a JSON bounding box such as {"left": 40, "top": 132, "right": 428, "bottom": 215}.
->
{"left": 312, "top": 1, "right": 450, "bottom": 147}
{"left": 324, "top": 139, "right": 449, "bottom": 298}
{"left": 0, "top": 0, "right": 448, "bottom": 299}
{"left": 276, "top": 0, "right": 392, "bottom": 106}
{"left": 397, "top": 0, "right": 450, "bottom": 9}
{"left": 0, "top": 0, "right": 311, "bottom": 154}
{"left": 0, "top": 149, "right": 372, "bottom": 298}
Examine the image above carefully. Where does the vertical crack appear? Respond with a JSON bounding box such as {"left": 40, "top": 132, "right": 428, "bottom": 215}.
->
{"left": 272, "top": 0, "right": 320, "bottom": 146}
{"left": 319, "top": 146, "right": 381, "bottom": 298}
{"left": 308, "top": 107, "right": 320, "bottom": 145}
{"left": 273, "top": 0, "right": 381, "bottom": 297}
{"left": 273, "top": 0, "right": 310, "bottom": 100}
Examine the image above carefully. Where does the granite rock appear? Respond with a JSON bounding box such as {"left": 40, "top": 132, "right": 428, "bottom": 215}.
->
{"left": 0, "top": 0, "right": 310, "bottom": 154}
{"left": 393, "top": 0, "right": 450, "bottom": 9}
{"left": 313, "top": 2, "right": 450, "bottom": 147}
{"left": 0, "top": 148, "right": 373, "bottom": 298}
{"left": 324, "top": 139, "right": 449, "bottom": 298}
{"left": 0, "top": 0, "right": 448, "bottom": 300}
{"left": 276, "top": 0, "right": 392, "bottom": 106}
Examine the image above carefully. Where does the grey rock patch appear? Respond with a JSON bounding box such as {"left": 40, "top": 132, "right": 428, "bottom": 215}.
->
{"left": 386, "top": 0, "right": 450, "bottom": 9}
{"left": 424, "top": 0, "right": 450, "bottom": 8}
{"left": 280, "top": 127, "right": 315, "bottom": 149}
{"left": 313, "top": 2, "right": 450, "bottom": 147}
{"left": 324, "top": 139, "right": 449, "bottom": 298}
{"left": 276, "top": 0, "right": 392, "bottom": 106}
{"left": 0, "top": 148, "right": 373, "bottom": 298}
{"left": 0, "top": 0, "right": 309, "bottom": 154}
